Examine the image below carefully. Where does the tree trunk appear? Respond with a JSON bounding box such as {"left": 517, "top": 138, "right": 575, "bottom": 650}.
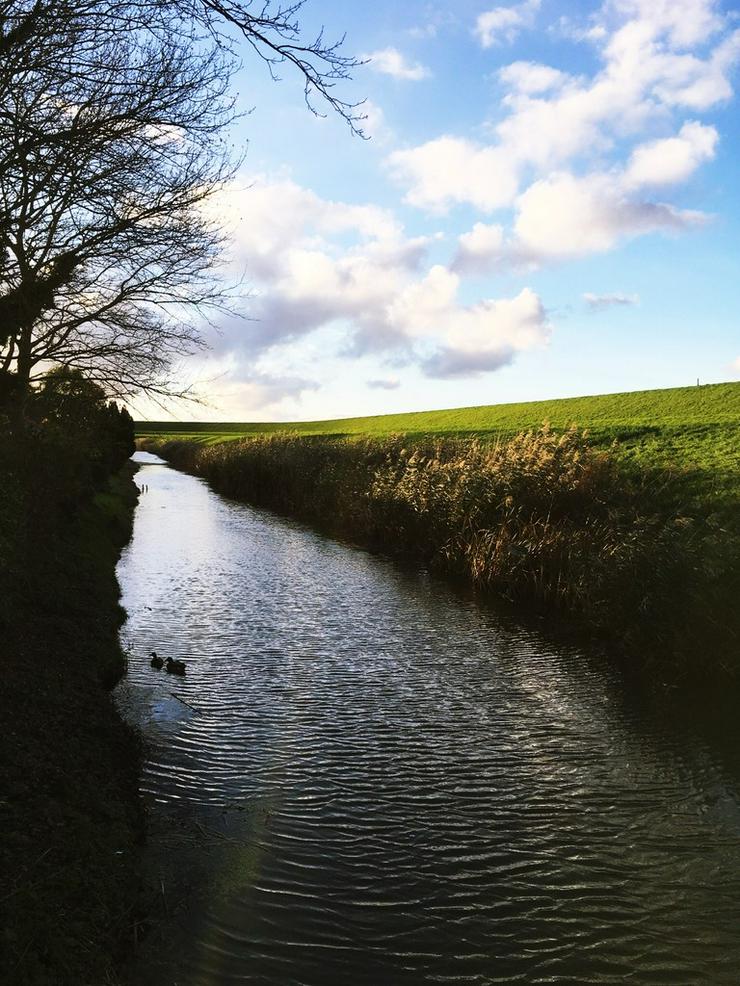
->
{"left": 12, "top": 326, "right": 33, "bottom": 422}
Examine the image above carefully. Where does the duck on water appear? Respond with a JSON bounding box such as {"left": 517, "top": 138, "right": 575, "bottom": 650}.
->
{"left": 149, "top": 651, "right": 186, "bottom": 675}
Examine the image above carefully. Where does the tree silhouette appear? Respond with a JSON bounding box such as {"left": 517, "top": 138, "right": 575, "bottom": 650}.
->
{"left": 0, "top": 1, "right": 362, "bottom": 407}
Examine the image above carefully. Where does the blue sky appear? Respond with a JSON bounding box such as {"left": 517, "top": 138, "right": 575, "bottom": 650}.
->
{"left": 149, "top": 0, "right": 740, "bottom": 421}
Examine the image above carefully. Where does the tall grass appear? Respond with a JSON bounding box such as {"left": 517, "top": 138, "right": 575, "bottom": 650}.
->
{"left": 151, "top": 427, "right": 739, "bottom": 674}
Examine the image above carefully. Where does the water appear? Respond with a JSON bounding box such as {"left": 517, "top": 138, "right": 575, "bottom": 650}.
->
{"left": 116, "top": 452, "right": 740, "bottom": 984}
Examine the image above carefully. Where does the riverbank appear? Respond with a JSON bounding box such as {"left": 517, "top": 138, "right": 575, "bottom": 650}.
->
{"left": 0, "top": 455, "right": 142, "bottom": 985}
{"left": 144, "top": 428, "right": 739, "bottom": 681}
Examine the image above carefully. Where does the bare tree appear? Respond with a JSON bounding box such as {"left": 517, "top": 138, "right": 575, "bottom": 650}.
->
{"left": 0, "top": 17, "right": 234, "bottom": 401}
{"left": 193, "top": 1, "right": 366, "bottom": 130}
{"left": 0, "top": 1, "right": 363, "bottom": 405}
{"left": 1, "top": 2, "right": 366, "bottom": 131}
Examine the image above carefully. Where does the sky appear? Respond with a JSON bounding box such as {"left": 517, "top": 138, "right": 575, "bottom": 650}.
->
{"left": 138, "top": 0, "right": 740, "bottom": 421}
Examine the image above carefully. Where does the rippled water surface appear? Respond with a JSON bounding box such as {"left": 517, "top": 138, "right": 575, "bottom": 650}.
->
{"left": 116, "top": 452, "right": 740, "bottom": 985}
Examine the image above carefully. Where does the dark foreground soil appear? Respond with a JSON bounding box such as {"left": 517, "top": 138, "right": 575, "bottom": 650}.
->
{"left": 0, "top": 466, "right": 143, "bottom": 986}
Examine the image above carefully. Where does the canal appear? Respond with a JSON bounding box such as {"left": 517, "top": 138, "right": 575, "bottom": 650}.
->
{"left": 116, "top": 451, "right": 740, "bottom": 984}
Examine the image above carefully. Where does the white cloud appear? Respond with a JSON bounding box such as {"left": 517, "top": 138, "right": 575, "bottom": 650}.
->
{"left": 210, "top": 177, "right": 548, "bottom": 381}
{"left": 389, "top": 0, "right": 738, "bottom": 235}
{"left": 599, "top": 3, "right": 739, "bottom": 111}
{"left": 408, "top": 10, "right": 457, "bottom": 40}
{"left": 732, "top": 356, "right": 740, "bottom": 373}
{"left": 608, "top": 0, "right": 723, "bottom": 49}
{"left": 388, "top": 136, "right": 519, "bottom": 213}
{"left": 624, "top": 121, "right": 718, "bottom": 187}
{"left": 475, "top": 0, "right": 541, "bottom": 47}
{"left": 419, "top": 286, "right": 550, "bottom": 378}
{"left": 583, "top": 292, "right": 640, "bottom": 310}
{"left": 213, "top": 178, "right": 405, "bottom": 280}
{"left": 386, "top": 265, "right": 460, "bottom": 339}
{"left": 363, "top": 47, "right": 430, "bottom": 81}
{"left": 452, "top": 222, "right": 506, "bottom": 274}
{"left": 451, "top": 166, "right": 711, "bottom": 274}
{"left": 232, "top": 370, "right": 320, "bottom": 406}
{"left": 408, "top": 24, "right": 437, "bottom": 40}
{"left": 512, "top": 171, "right": 708, "bottom": 262}
{"left": 186, "top": 359, "right": 320, "bottom": 416}
{"left": 367, "top": 377, "right": 401, "bottom": 390}
{"left": 384, "top": 269, "right": 549, "bottom": 376}
{"left": 498, "top": 61, "right": 570, "bottom": 93}
{"left": 647, "top": 43, "right": 738, "bottom": 110}
{"left": 493, "top": 81, "right": 622, "bottom": 173}
{"left": 554, "top": 17, "right": 609, "bottom": 44}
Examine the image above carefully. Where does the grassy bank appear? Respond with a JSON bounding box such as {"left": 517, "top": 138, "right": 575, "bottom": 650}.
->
{"left": 0, "top": 447, "right": 142, "bottom": 985}
{"left": 146, "top": 426, "right": 739, "bottom": 680}
{"left": 138, "top": 381, "right": 740, "bottom": 510}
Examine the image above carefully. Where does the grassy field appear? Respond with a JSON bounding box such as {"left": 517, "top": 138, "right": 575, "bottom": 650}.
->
{"left": 138, "top": 382, "right": 740, "bottom": 510}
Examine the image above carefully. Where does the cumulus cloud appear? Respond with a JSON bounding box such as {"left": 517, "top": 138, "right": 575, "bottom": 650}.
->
{"left": 379, "top": 268, "right": 549, "bottom": 376}
{"left": 235, "top": 370, "right": 320, "bottom": 405}
{"left": 419, "top": 286, "right": 550, "bottom": 378}
{"left": 452, "top": 222, "right": 506, "bottom": 274}
{"left": 408, "top": 23, "right": 438, "bottom": 40}
{"left": 210, "top": 177, "right": 548, "bottom": 381}
{"left": 512, "top": 171, "right": 708, "bottom": 262}
{"left": 583, "top": 292, "right": 640, "bottom": 311}
{"left": 212, "top": 178, "right": 407, "bottom": 277}
{"left": 498, "top": 61, "right": 569, "bottom": 94}
{"left": 361, "top": 100, "right": 391, "bottom": 143}
{"left": 624, "top": 121, "right": 718, "bottom": 187}
{"left": 408, "top": 10, "right": 457, "bottom": 40}
{"left": 475, "top": 0, "right": 541, "bottom": 47}
{"left": 388, "top": 137, "right": 519, "bottom": 212}
{"left": 450, "top": 142, "right": 713, "bottom": 275}
{"left": 389, "top": 0, "right": 738, "bottom": 241}
{"left": 367, "top": 377, "right": 401, "bottom": 390}
{"left": 608, "top": 0, "right": 723, "bottom": 50}
{"left": 186, "top": 359, "right": 321, "bottom": 416}
{"left": 363, "top": 47, "right": 430, "bottom": 80}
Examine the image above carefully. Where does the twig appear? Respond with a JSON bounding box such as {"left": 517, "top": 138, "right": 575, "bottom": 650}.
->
{"left": 30, "top": 846, "right": 53, "bottom": 869}
{"left": 0, "top": 865, "right": 68, "bottom": 904}
{"left": 169, "top": 691, "right": 198, "bottom": 712}
{"left": 11, "top": 935, "right": 34, "bottom": 975}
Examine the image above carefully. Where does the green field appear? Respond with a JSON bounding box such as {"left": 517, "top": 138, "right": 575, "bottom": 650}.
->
{"left": 138, "top": 382, "right": 740, "bottom": 508}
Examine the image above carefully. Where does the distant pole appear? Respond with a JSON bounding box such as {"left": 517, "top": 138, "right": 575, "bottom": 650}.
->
{"left": 697, "top": 378, "right": 700, "bottom": 387}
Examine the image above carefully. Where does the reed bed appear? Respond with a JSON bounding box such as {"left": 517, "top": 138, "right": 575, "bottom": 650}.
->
{"left": 151, "top": 427, "right": 739, "bottom": 674}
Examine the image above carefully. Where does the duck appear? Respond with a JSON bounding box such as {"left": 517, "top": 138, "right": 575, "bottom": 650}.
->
{"left": 150, "top": 651, "right": 164, "bottom": 670}
{"left": 165, "top": 657, "right": 186, "bottom": 676}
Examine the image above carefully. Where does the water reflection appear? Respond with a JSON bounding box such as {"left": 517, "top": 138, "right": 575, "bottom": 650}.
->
{"left": 116, "top": 452, "right": 740, "bottom": 984}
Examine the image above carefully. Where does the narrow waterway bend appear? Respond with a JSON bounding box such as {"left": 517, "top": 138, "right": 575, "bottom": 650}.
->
{"left": 115, "top": 452, "right": 740, "bottom": 985}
